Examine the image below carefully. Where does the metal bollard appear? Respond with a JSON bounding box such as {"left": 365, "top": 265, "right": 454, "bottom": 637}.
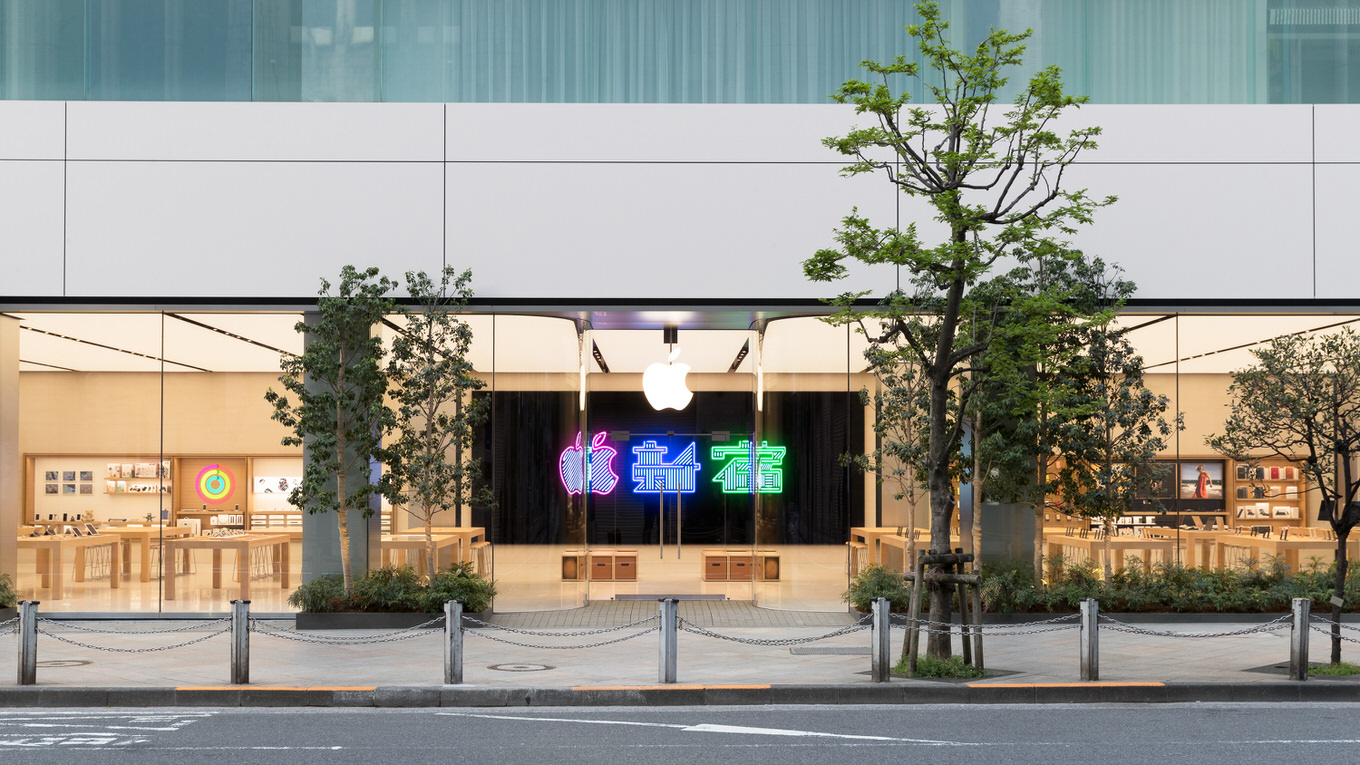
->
{"left": 1290, "top": 597, "right": 1310, "bottom": 681}
{"left": 871, "top": 597, "right": 891, "bottom": 682}
{"left": 1079, "top": 598, "right": 1099, "bottom": 681}
{"left": 230, "top": 600, "right": 250, "bottom": 685}
{"left": 445, "top": 601, "right": 464, "bottom": 685}
{"left": 18, "top": 601, "right": 38, "bottom": 686}
{"left": 659, "top": 598, "right": 678, "bottom": 684}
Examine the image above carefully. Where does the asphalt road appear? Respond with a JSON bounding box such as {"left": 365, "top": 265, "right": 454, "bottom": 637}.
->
{"left": 0, "top": 704, "right": 1356, "bottom": 764}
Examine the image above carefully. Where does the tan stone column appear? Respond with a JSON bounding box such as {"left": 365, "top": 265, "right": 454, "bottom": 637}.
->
{"left": 0, "top": 315, "right": 18, "bottom": 578}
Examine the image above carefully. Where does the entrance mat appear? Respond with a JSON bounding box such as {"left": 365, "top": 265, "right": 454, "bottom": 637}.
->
{"left": 614, "top": 594, "right": 727, "bottom": 601}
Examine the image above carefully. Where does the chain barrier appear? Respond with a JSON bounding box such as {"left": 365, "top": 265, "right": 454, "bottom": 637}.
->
{"left": 675, "top": 613, "right": 873, "bottom": 647}
{"left": 467, "top": 621, "right": 660, "bottom": 650}
{"left": 0, "top": 616, "right": 18, "bottom": 636}
{"left": 462, "top": 615, "right": 658, "bottom": 637}
{"left": 888, "top": 612, "right": 1081, "bottom": 637}
{"left": 36, "top": 617, "right": 231, "bottom": 635}
{"left": 248, "top": 617, "right": 446, "bottom": 645}
{"left": 35, "top": 623, "right": 231, "bottom": 653}
{"left": 1096, "top": 613, "right": 1292, "bottom": 638}
{"left": 1308, "top": 615, "right": 1360, "bottom": 644}
{"left": 1309, "top": 614, "right": 1360, "bottom": 633}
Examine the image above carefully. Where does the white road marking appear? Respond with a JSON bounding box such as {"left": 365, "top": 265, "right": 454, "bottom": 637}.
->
{"left": 439, "top": 712, "right": 964, "bottom": 744}
{"left": 0, "top": 712, "right": 208, "bottom": 747}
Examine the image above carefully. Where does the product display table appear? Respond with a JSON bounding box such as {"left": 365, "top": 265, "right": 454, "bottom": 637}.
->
{"left": 99, "top": 525, "right": 192, "bottom": 582}
{"left": 1211, "top": 531, "right": 1357, "bottom": 573}
{"left": 1043, "top": 531, "right": 1175, "bottom": 573}
{"left": 410, "top": 526, "right": 487, "bottom": 565}
{"left": 18, "top": 534, "right": 122, "bottom": 600}
{"left": 162, "top": 533, "right": 291, "bottom": 602}
{"left": 849, "top": 527, "right": 907, "bottom": 566}
{"left": 381, "top": 533, "right": 466, "bottom": 576}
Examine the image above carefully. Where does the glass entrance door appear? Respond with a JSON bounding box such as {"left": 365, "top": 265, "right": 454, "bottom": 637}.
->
{"left": 583, "top": 329, "right": 758, "bottom": 594}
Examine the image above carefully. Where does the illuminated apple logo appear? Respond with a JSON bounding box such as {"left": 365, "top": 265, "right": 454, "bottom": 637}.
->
{"left": 558, "top": 432, "right": 620, "bottom": 495}
{"left": 643, "top": 347, "right": 693, "bottom": 411}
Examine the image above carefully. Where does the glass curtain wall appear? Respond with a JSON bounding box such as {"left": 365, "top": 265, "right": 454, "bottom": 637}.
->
{"left": 16, "top": 312, "right": 176, "bottom": 612}
{"left": 469, "top": 315, "right": 583, "bottom": 611}
{"left": 8, "top": 0, "right": 1358, "bottom": 104}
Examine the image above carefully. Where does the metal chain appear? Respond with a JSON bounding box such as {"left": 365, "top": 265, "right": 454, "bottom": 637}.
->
{"left": 36, "top": 617, "right": 231, "bottom": 635}
{"left": 889, "top": 613, "right": 1082, "bottom": 631}
{"left": 1309, "top": 614, "right": 1360, "bottom": 633}
{"left": 462, "top": 615, "right": 658, "bottom": 637}
{"left": 889, "top": 621, "right": 1080, "bottom": 637}
{"left": 676, "top": 614, "right": 872, "bottom": 647}
{"left": 1096, "top": 613, "right": 1292, "bottom": 638}
{"left": 1309, "top": 623, "right": 1360, "bottom": 644}
{"left": 468, "top": 624, "right": 659, "bottom": 650}
{"left": 249, "top": 617, "right": 445, "bottom": 645}
{"left": 35, "top": 624, "right": 230, "bottom": 653}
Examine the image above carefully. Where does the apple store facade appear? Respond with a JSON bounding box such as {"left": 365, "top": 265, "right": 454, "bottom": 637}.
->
{"left": 6, "top": 1, "right": 1360, "bottom": 614}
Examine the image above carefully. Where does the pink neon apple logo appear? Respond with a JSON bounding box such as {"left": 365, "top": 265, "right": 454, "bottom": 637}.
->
{"left": 559, "top": 432, "right": 620, "bottom": 495}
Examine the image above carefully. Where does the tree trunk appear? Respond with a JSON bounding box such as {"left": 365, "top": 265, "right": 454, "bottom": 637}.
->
{"left": 1333, "top": 530, "right": 1349, "bottom": 666}
{"left": 926, "top": 376, "right": 955, "bottom": 659}
{"left": 425, "top": 514, "right": 436, "bottom": 580}
{"left": 1102, "top": 517, "right": 1115, "bottom": 582}
{"left": 336, "top": 428, "right": 353, "bottom": 592}
{"left": 1033, "top": 456, "right": 1050, "bottom": 589}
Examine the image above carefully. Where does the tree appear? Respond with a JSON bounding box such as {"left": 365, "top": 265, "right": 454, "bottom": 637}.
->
{"left": 1052, "top": 326, "right": 1177, "bottom": 582}
{"left": 266, "top": 266, "right": 398, "bottom": 593}
{"left": 804, "top": 1, "right": 1113, "bottom": 657}
{"left": 1208, "top": 329, "right": 1360, "bottom": 666}
{"left": 967, "top": 257, "right": 1133, "bottom": 585}
{"left": 386, "top": 266, "right": 492, "bottom": 579}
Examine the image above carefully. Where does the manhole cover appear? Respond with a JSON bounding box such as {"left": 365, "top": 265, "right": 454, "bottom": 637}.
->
{"left": 36, "top": 660, "right": 91, "bottom": 668}
{"left": 487, "top": 663, "right": 554, "bottom": 672}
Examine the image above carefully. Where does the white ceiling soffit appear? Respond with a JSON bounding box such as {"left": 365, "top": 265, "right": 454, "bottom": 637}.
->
{"left": 762, "top": 316, "right": 852, "bottom": 373}
{"left": 1127, "top": 314, "right": 1360, "bottom": 375}
{"left": 590, "top": 329, "right": 754, "bottom": 374}
{"left": 16, "top": 312, "right": 302, "bottom": 373}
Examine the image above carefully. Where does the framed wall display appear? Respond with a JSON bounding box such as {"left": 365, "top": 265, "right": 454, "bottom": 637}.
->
{"left": 1180, "top": 463, "right": 1223, "bottom": 500}
{"left": 62, "top": 483, "right": 76, "bottom": 494}
{"left": 79, "top": 470, "right": 93, "bottom": 481}
{"left": 44, "top": 471, "right": 57, "bottom": 481}
{"left": 79, "top": 484, "right": 92, "bottom": 495}
{"left": 44, "top": 483, "right": 57, "bottom": 495}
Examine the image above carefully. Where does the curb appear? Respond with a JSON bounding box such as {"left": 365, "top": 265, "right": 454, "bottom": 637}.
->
{"left": 1, "top": 682, "right": 1357, "bottom": 707}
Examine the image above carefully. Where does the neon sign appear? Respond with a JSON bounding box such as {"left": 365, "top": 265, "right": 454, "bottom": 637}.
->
{"left": 558, "top": 432, "right": 620, "bottom": 495}
{"left": 560, "top": 434, "right": 789, "bottom": 497}
{"left": 631, "top": 440, "right": 702, "bottom": 494}
{"left": 711, "top": 440, "right": 786, "bottom": 494}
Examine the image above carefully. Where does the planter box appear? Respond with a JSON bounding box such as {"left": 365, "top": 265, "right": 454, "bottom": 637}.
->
{"left": 295, "top": 611, "right": 488, "bottom": 630}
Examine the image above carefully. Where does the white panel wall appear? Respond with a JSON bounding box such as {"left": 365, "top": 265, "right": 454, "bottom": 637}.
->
{"left": 0, "top": 102, "right": 66, "bottom": 296}
{"left": 0, "top": 101, "right": 1348, "bottom": 303}
{"left": 1312, "top": 105, "right": 1360, "bottom": 300}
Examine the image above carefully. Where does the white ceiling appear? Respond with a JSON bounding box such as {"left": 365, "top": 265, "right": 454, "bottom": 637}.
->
{"left": 12, "top": 311, "right": 1360, "bottom": 376}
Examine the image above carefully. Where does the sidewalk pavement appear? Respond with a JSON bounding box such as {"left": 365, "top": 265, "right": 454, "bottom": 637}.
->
{"left": 2, "top": 605, "right": 1358, "bottom": 707}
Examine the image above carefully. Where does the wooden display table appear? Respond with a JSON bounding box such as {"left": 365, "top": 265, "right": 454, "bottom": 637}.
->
{"left": 99, "top": 525, "right": 192, "bottom": 582}
{"left": 162, "top": 533, "right": 291, "bottom": 602}
{"left": 381, "top": 533, "right": 467, "bottom": 576}
{"left": 416, "top": 526, "right": 487, "bottom": 565}
{"left": 850, "top": 527, "right": 907, "bottom": 566}
{"left": 1211, "top": 531, "right": 1358, "bottom": 573}
{"left": 1043, "top": 531, "right": 1175, "bottom": 572}
{"left": 18, "top": 534, "right": 122, "bottom": 601}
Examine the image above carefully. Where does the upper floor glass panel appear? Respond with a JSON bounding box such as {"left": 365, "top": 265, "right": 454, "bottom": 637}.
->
{"left": 2, "top": 0, "right": 1359, "bottom": 104}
